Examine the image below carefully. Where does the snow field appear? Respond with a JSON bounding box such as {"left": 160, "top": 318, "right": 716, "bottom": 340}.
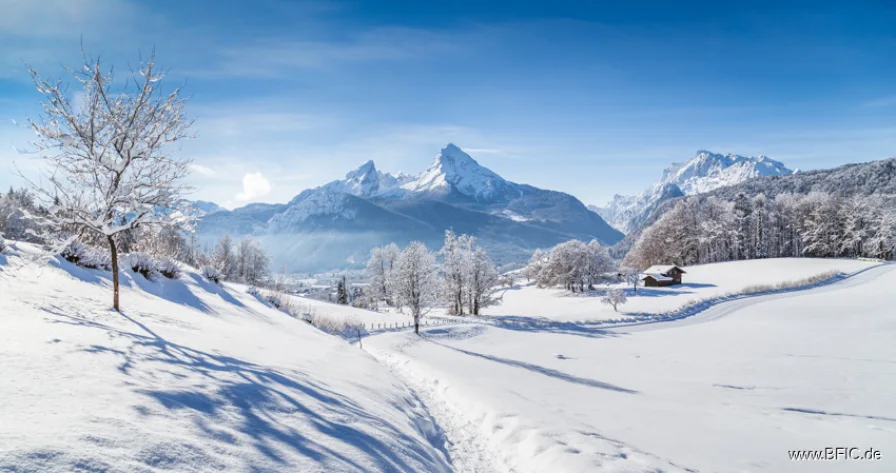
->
{"left": 0, "top": 243, "right": 452, "bottom": 473}
{"left": 366, "top": 263, "right": 896, "bottom": 472}
{"left": 486, "top": 257, "right": 879, "bottom": 323}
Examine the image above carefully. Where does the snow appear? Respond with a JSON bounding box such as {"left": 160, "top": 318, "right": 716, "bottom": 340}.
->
{"left": 594, "top": 150, "right": 794, "bottom": 233}
{"left": 366, "top": 262, "right": 896, "bottom": 473}
{"left": 4, "top": 244, "right": 893, "bottom": 473}
{"left": 400, "top": 144, "right": 512, "bottom": 200}
{"left": 0, "top": 243, "right": 451, "bottom": 473}
{"left": 488, "top": 258, "right": 878, "bottom": 323}
{"left": 267, "top": 190, "right": 355, "bottom": 229}
{"left": 642, "top": 264, "right": 682, "bottom": 274}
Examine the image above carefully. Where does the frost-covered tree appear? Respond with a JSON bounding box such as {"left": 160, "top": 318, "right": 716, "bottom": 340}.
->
{"left": 525, "top": 239, "right": 616, "bottom": 292}
{"left": 439, "top": 230, "right": 472, "bottom": 315}
{"left": 583, "top": 240, "right": 614, "bottom": 289}
{"left": 22, "top": 50, "right": 192, "bottom": 310}
{"left": 601, "top": 288, "right": 627, "bottom": 312}
{"left": 389, "top": 242, "right": 438, "bottom": 334}
{"left": 626, "top": 191, "right": 896, "bottom": 265}
{"left": 466, "top": 247, "right": 500, "bottom": 315}
{"left": 234, "top": 236, "right": 269, "bottom": 286}
{"left": 366, "top": 242, "right": 400, "bottom": 308}
{"left": 214, "top": 233, "right": 235, "bottom": 280}
{"left": 524, "top": 248, "right": 547, "bottom": 284}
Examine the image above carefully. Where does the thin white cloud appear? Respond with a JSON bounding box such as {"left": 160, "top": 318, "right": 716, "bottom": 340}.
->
{"left": 235, "top": 172, "right": 272, "bottom": 201}
{"left": 192, "top": 26, "right": 464, "bottom": 78}
{"left": 189, "top": 163, "right": 217, "bottom": 176}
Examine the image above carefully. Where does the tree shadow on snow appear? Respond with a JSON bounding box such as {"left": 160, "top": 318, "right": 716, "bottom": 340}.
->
{"left": 423, "top": 335, "right": 639, "bottom": 394}
{"left": 40, "top": 307, "right": 452, "bottom": 473}
{"left": 479, "top": 315, "right": 624, "bottom": 339}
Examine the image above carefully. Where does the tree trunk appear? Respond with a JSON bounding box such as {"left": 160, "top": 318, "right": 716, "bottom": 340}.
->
{"left": 108, "top": 235, "right": 120, "bottom": 312}
{"left": 414, "top": 314, "right": 419, "bottom": 334}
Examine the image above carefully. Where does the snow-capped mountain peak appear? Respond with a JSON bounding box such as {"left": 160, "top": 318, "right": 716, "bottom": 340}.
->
{"left": 663, "top": 150, "right": 792, "bottom": 195}
{"left": 321, "top": 160, "right": 412, "bottom": 198}
{"left": 401, "top": 143, "right": 511, "bottom": 200}
{"left": 593, "top": 150, "right": 793, "bottom": 234}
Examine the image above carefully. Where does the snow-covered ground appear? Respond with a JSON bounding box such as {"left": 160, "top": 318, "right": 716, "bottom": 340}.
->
{"left": 486, "top": 258, "right": 878, "bottom": 323}
{"left": 367, "top": 263, "right": 896, "bottom": 473}
{"left": 3, "top": 245, "right": 893, "bottom": 473}
{"left": 0, "top": 243, "right": 451, "bottom": 473}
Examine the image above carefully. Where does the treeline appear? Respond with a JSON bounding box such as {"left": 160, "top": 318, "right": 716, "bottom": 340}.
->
{"left": 625, "top": 192, "right": 896, "bottom": 269}
{"left": 365, "top": 231, "right": 502, "bottom": 331}
{"left": 1, "top": 187, "right": 273, "bottom": 287}
{"left": 524, "top": 239, "right": 616, "bottom": 292}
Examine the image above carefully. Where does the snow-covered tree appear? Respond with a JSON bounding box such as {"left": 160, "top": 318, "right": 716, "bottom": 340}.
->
{"left": 23, "top": 50, "right": 193, "bottom": 310}
{"left": 366, "top": 242, "right": 401, "bottom": 308}
{"left": 601, "top": 288, "right": 627, "bottom": 312}
{"left": 583, "top": 240, "right": 614, "bottom": 289}
{"left": 389, "top": 241, "right": 438, "bottom": 334}
{"left": 214, "top": 233, "right": 235, "bottom": 280}
{"left": 466, "top": 247, "right": 500, "bottom": 315}
{"left": 439, "top": 230, "right": 472, "bottom": 315}
{"left": 235, "top": 236, "right": 269, "bottom": 286}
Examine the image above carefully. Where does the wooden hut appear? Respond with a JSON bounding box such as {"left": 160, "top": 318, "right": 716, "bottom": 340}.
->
{"left": 641, "top": 265, "right": 686, "bottom": 287}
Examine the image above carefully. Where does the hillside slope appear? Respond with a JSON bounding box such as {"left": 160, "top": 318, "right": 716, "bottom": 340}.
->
{"left": 0, "top": 244, "right": 451, "bottom": 473}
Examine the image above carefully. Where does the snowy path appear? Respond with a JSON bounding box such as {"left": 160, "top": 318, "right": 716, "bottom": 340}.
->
{"left": 366, "top": 337, "right": 504, "bottom": 473}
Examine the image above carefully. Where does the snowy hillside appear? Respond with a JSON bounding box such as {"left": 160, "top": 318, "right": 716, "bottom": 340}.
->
{"left": 593, "top": 150, "right": 794, "bottom": 233}
{"left": 197, "top": 144, "right": 622, "bottom": 272}
{"left": 0, "top": 243, "right": 452, "bottom": 473}
{"left": 367, "top": 261, "right": 896, "bottom": 473}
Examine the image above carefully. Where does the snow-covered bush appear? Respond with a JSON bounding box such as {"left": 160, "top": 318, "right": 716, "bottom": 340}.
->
{"left": 309, "top": 314, "right": 366, "bottom": 338}
{"left": 156, "top": 256, "right": 182, "bottom": 280}
{"left": 59, "top": 240, "right": 111, "bottom": 270}
{"left": 203, "top": 265, "right": 221, "bottom": 284}
{"left": 0, "top": 237, "right": 5, "bottom": 253}
{"left": 125, "top": 252, "right": 158, "bottom": 280}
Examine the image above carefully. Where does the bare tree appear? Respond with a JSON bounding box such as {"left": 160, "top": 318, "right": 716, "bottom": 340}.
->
{"left": 601, "top": 288, "right": 627, "bottom": 312}
{"left": 23, "top": 49, "right": 193, "bottom": 310}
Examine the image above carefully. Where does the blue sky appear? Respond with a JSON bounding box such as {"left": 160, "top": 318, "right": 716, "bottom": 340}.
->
{"left": 1, "top": 0, "right": 894, "bottom": 208}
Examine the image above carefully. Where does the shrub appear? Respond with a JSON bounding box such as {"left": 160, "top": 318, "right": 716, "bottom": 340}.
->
{"left": 59, "top": 240, "right": 110, "bottom": 270}
{"left": 309, "top": 314, "right": 366, "bottom": 337}
{"left": 156, "top": 256, "right": 182, "bottom": 280}
{"left": 60, "top": 240, "right": 87, "bottom": 264}
{"left": 203, "top": 265, "right": 221, "bottom": 284}
{"left": 125, "top": 252, "right": 158, "bottom": 280}
{"left": 0, "top": 237, "right": 6, "bottom": 253}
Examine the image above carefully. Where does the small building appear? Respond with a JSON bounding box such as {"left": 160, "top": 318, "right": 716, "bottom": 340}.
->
{"left": 641, "top": 265, "right": 687, "bottom": 287}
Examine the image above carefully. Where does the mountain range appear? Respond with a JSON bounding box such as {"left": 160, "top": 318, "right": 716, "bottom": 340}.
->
{"left": 196, "top": 144, "right": 623, "bottom": 272}
{"left": 590, "top": 150, "right": 795, "bottom": 234}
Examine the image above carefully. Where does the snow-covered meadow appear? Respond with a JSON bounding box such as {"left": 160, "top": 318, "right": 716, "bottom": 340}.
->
{"left": 368, "top": 262, "right": 896, "bottom": 473}
{"left": 486, "top": 257, "right": 879, "bottom": 323}
{"left": 0, "top": 243, "right": 452, "bottom": 473}
{"left": 2, "top": 243, "right": 894, "bottom": 473}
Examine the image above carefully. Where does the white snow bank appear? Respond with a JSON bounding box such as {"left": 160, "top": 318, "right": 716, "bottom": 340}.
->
{"left": 0, "top": 243, "right": 451, "bottom": 473}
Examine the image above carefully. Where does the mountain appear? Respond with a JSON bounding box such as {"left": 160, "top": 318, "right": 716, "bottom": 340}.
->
{"left": 592, "top": 150, "right": 794, "bottom": 234}
{"left": 196, "top": 144, "right": 623, "bottom": 272}
{"left": 610, "top": 156, "right": 896, "bottom": 260}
